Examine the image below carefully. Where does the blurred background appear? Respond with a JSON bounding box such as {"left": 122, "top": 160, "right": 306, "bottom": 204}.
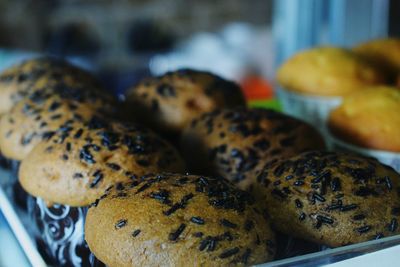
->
{"left": 0, "top": 0, "right": 399, "bottom": 102}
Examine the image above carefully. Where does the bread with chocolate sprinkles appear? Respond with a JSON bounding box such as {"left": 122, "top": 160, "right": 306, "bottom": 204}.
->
{"left": 181, "top": 108, "right": 325, "bottom": 191}
{"left": 0, "top": 82, "right": 117, "bottom": 161}
{"left": 85, "top": 173, "right": 275, "bottom": 266}
{"left": 124, "top": 69, "right": 246, "bottom": 134}
{"left": 19, "top": 117, "right": 184, "bottom": 206}
{"left": 257, "top": 150, "right": 400, "bottom": 247}
{"left": 0, "top": 57, "right": 105, "bottom": 115}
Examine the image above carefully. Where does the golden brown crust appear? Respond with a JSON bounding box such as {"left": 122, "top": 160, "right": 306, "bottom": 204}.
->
{"left": 0, "top": 57, "right": 105, "bottom": 115}
{"left": 328, "top": 87, "right": 400, "bottom": 152}
{"left": 85, "top": 173, "right": 275, "bottom": 267}
{"left": 181, "top": 108, "right": 325, "bottom": 191}
{"left": 0, "top": 83, "right": 116, "bottom": 161}
{"left": 257, "top": 151, "right": 400, "bottom": 247}
{"left": 124, "top": 69, "right": 246, "bottom": 134}
{"left": 353, "top": 38, "right": 400, "bottom": 82}
{"left": 19, "top": 118, "right": 185, "bottom": 207}
{"left": 277, "top": 47, "right": 386, "bottom": 96}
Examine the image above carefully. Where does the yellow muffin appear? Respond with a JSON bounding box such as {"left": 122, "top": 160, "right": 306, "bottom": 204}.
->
{"left": 328, "top": 86, "right": 400, "bottom": 152}
{"left": 277, "top": 47, "right": 386, "bottom": 96}
{"left": 353, "top": 38, "right": 400, "bottom": 81}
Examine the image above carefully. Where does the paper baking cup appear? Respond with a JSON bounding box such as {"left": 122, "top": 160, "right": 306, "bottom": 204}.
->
{"left": 329, "top": 135, "right": 400, "bottom": 173}
{"left": 276, "top": 87, "right": 342, "bottom": 138}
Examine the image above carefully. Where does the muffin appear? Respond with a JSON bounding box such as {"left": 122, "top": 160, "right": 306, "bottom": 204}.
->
{"left": 0, "top": 57, "right": 104, "bottom": 115}
{"left": 181, "top": 108, "right": 325, "bottom": 191}
{"left": 353, "top": 38, "right": 400, "bottom": 83}
{"left": 276, "top": 47, "right": 386, "bottom": 132}
{"left": 85, "top": 173, "right": 276, "bottom": 267}
{"left": 124, "top": 69, "right": 246, "bottom": 135}
{"left": 0, "top": 84, "right": 116, "bottom": 162}
{"left": 20, "top": 117, "right": 184, "bottom": 266}
{"left": 328, "top": 87, "right": 400, "bottom": 172}
{"left": 256, "top": 151, "right": 400, "bottom": 247}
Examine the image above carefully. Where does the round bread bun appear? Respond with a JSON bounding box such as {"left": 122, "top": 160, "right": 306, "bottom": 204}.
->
{"left": 19, "top": 117, "right": 184, "bottom": 207}
{"left": 181, "top": 108, "right": 325, "bottom": 191}
{"left": 0, "top": 84, "right": 116, "bottom": 161}
{"left": 353, "top": 38, "right": 400, "bottom": 82}
{"left": 328, "top": 86, "right": 400, "bottom": 152}
{"left": 256, "top": 150, "right": 400, "bottom": 247}
{"left": 124, "top": 69, "right": 246, "bottom": 134}
{"left": 0, "top": 57, "right": 104, "bottom": 115}
{"left": 85, "top": 173, "right": 276, "bottom": 266}
{"left": 277, "top": 47, "right": 386, "bottom": 96}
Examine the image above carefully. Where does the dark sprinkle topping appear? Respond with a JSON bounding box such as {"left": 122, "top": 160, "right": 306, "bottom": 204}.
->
{"left": 241, "top": 249, "right": 252, "bottom": 264}
{"left": 168, "top": 223, "right": 186, "bottom": 241}
{"left": 356, "top": 225, "right": 371, "bottom": 234}
{"left": 294, "top": 180, "right": 305, "bottom": 186}
{"left": 220, "top": 219, "right": 237, "bottom": 228}
{"left": 331, "top": 177, "right": 341, "bottom": 192}
{"left": 149, "top": 190, "right": 171, "bottom": 204}
{"left": 385, "top": 176, "right": 393, "bottom": 191}
{"left": 388, "top": 218, "right": 398, "bottom": 232}
{"left": 163, "top": 193, "right": 194, "bottom": 216}
{"left": 317, "top": 215, "right": 334, "bottom": 224}
{"left": 74, "top": 129, "right": 83, "bottom": 139}
{"left": 295, "top": 199, "right": 303, "bottom": 208}
{"left": 299, "top": 212, "right": 306, "bottom": 221}
{"left": 191, "top": 217, "right": 205, "bottom": 225}
{"left": 106, "top": 163, "right": 121, "bottom": 171}
{"left": 353, "top": 214, "right": 366, "bottom": 221}
{"left": 193, "top": 232, "right": 204, "bottom": 238}
{"left": 313, "top": 192, "right": 326, "bottom": 202}
{"left": 219, "top": 247, "right": 240, "bottom": 259}
{"left": 115, "top": 219, "right": 127, "bottom": 229}
{"left": 73, "top": 173, "right": 83, "bottom": 179}
{"left": 340, "top": 204, "right": 358, "bottom": 212}
{"left": 132, "top": 229, "right": 141, "bottom": 237}
{"left": 90, "top": 170, "right": 104, "bottom": 188}
{"left": 244, "top": 220, "right": 254, "bottom": 231}
{"left": 391, "top": 207, "right": 400, "bottom": 216}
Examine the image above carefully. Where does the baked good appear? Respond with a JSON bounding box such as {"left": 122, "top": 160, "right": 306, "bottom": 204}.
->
{"left": 19, "top": 117, "right": 184, "bottom": 207}
{"left": 0, "top": 84, "right": 116, "bottom": 161}
{"left": 20, "top": 116, "right": 183, "bottom": 267}
{"left": 181, "top": 108, "right": 325, "bottom": 190}
{"left": 328, "top": 87, "right": 400, "bottom": 152}
{"left": 0, "top": 57, "right": 104, "bottom": 115}
{"left": 85, "top": 173, "right": 276, "bottom": 266}
{"left": 124, "top": 69, "right": 246, "bottom": 134}
{"left": 353, "top": 38, "right": 400, "bottom": 82}
{"left": 256, "top": 150, "right": 400, "bottom": 247}
{"left": 277, "top": 47, "right": 386, "bottom": 96}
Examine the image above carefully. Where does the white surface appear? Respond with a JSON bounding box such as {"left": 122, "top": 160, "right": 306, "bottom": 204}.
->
{"left": 327, "top": 245, "right": 400, "bottom": 267}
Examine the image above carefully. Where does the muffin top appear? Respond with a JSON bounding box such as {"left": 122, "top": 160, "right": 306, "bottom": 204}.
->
{"left": 124, "top": 69, "right": 246, "bottom": 134}
{"left": 181, "top": 108, "right": 325, "bottom": 190}
{"left": 0, "top": 57, "right": 104, "bottom": 115}
{"left": 0, "top": 84, "right": 116, "bottom": 161}
{"left": 277, "top": 47, "right": 386, "bottom": 96}
{"left": 85, "top": 173, "right": 275, "bottom": 267}
{"left": 353, "top": 38, "right": 400, "bottom": 80}
{"left": 19, "top": 117, "right": 185, "bottom": 207}
{"left": 328, "top": 87, "right": 400, "bottom": 152}
{"left": 257, "top": 151, "right": 400, "bottom": 247}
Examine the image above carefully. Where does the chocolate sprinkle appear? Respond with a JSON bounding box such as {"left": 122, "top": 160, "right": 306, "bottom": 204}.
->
{"left": 220, "top": 219, "right": 237, "bottom": 228}
{"left": 169, "top": 223, "right": 186, "bottom": 241}
{"left": 115, "top": 219, "right": 127, "bottom": 229}
{"left": 191, "top": 217, "right": 205, "bottom": 225}
{"left": 219, "top": 247, "right": 240, "bottom": 259}
{"left": 356, "top": 225, "right": 371, "bottom": 234}
{"left": 132, "top": 229, "right": 141, "bottom": 237}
